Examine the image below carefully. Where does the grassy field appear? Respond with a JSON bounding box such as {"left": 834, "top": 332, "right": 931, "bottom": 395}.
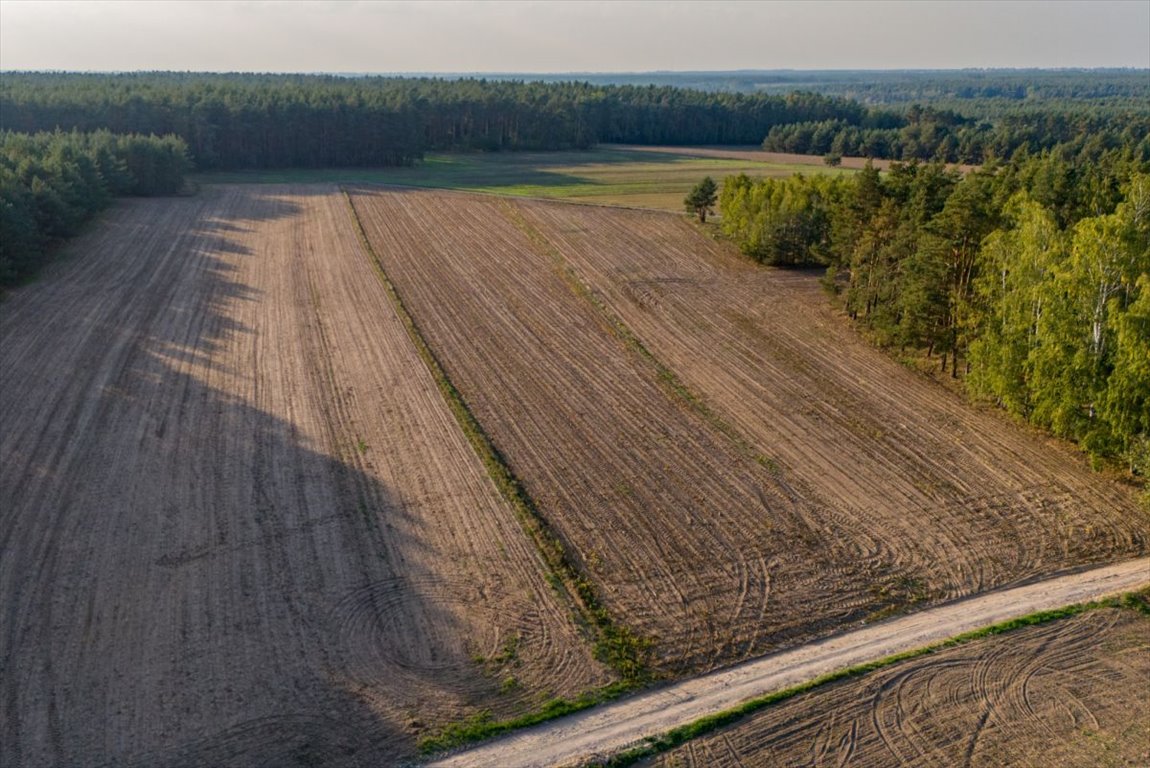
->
{"left": 193, "top": 148, "right": 853, "bottom": 211}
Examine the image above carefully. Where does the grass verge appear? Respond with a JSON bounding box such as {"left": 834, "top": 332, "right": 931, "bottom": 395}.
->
{"left": 592, "top": 588, "right": 1150, "bottom": 767}
{"left": 339, "top": 189, "right": 650, "bottom": 749}
{"left": 418, "top": 680, "right": 635, "bottom": 755}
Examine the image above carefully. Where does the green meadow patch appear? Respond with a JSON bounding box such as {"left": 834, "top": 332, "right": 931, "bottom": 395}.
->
{"left": 195, "top": 148, "right": 852, "bottom": 211}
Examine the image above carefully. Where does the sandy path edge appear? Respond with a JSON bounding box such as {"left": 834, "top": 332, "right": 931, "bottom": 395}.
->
{"left": 427, "top": 557, "right": 1150, "bottom": 768}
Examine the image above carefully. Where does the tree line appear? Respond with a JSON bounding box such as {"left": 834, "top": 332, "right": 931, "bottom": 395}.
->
{"left": 0, "top": 73, "right": 864, "bottom": 169}
{"left": 718, "top": 151, "right": 1149, "bottom": 478}
{"left": 763, "top": 105, "right": 1150, "bottom": 165}
{"left": 0, "top": 130, "right": 190, "bottom": 285}
{"left": 5, "top": 73, "right": 1146, "bottom": 170}
{"left": 735, "top": 68, "right": 1150, "bottom": 105}
{"left": 476, "top": 69, "right": 1150, "bottom": 108}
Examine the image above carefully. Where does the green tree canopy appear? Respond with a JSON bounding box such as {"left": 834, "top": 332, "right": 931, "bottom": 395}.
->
{"left": 685, "top": 177, "right": 718, "bottom": 223}
{"left": 718, "top": 155, "right": 1150, "bottom": 477}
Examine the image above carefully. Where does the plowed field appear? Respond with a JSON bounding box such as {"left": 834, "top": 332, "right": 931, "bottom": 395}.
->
{"left": 348, "top": 187, "right": 1147, "bottom": 675}
{"left": 5, "top": 181, "right": 1146, "bottom": 767}
{"left": 646, "top": 605, "right": 1150, "bottom": 768}
{"left": 0, "top": 185, "right": 605, "bottom": 767}
{"left": 513, "top": 200, "right": 1147, "bottom": 598}
{"left": 348, "top": 188, "right": 870, "bottom": 673}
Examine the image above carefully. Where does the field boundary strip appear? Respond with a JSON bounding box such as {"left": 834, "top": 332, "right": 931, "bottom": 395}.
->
{"left": 339, "top": 188, "right": 650, "bottom": 745}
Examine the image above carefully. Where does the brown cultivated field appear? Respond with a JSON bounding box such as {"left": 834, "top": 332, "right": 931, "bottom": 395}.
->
{"left": 0, "top": 185, "right": 606, "bottom": 767}
{"left": 514, "top": 200, "right": 1147, "bottom": 598}
{"left": 348, "top": 187, "right": 881, "bottom": 674}
{"left": 5, "top": 179, "right": 1146, "bottom": 767}
{"left": 349, "top": 187, "right": 1147, "bottom": 677}
{"left": 645, "top": 606, "right": 1150, "bottom": 768}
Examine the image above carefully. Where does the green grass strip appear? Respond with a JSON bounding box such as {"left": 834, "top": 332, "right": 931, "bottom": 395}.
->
{"left": 592, "top": 589, "right": 1149, "bottom": 767}
{"left": 418, "top": 680, "right": 635, "bottom": 754}
{"left": 340, "top": 190, "right": 650, "bottom": 748}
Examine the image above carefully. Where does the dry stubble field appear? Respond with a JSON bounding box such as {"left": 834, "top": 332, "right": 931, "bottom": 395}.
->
{"left": 644, "top": 605, "right": 1150, "bottom": 768}
{"left": 347, "top": 187, "right": 1148, "bottom": 677}
{"left": 0, "top": 185, "right": 606, "bottom": 768}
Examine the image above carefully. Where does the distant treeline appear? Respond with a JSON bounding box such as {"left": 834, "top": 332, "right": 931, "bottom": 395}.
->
{"left": 5, "top": 72, "right": 1148, "bottom": 170}
{"left": 763, "top": 104, "right": 1150, "bottom": 164}
{"left": 0, "top": 73, "right": 866, "bottom": 169}
{"left": 719, "top": 151, "right": 1150, "bottom": 475}
{"left": 0, "top": 130, "right": 190, "bottom": 285}
{"left": 488, "top": 69, "right": 1150, "bottom": 105}
{"left": 729, "top": 69, "right": 1150, "bottom": 106}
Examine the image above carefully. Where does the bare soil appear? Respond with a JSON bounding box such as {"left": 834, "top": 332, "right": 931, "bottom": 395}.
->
{"left": 0, "top": 185, "right": 606, "bottom": 768}
{"left": 348, "top": 188, "right": 881, "bottom": 674}
{"left": 646, "top": 604, "right": 1150, "bottom": 768}
{"left": 5, "top": 183, "right": 1144, "bottom": 767}
{"left": 349, "top": 187, "right": 1147, "bottom": 679}
{"left": 514, "top": 199, "right": 1147, "bottom": 600}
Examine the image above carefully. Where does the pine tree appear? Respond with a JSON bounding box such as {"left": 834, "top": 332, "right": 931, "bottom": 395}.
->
{"left": 685, "top": 177, "right": 718, "bottom": 223}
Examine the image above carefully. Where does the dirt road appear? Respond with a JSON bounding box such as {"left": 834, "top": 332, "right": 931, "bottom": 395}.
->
{"left": 428, "top": 557, "right": 1150, "bottom": 768}
{"left": 649, "top": 604, "right": 1150, "bottom": 767}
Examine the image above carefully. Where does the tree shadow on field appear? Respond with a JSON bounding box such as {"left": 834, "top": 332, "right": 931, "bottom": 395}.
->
{"left": 0, "top": 185, "right": 537, "bottom": 768}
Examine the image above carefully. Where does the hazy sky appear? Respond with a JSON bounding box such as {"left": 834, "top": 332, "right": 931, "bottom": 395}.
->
{"left": 1, "top": 0, "right": 1148, "bottom": 73}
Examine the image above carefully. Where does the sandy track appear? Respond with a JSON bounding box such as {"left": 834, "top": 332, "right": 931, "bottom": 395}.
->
{"left": 649, "top": 603, "right": 1150, "bottom": 767}
{"left": 0, "top": 185, "right": 605, "bottom": 767}
{"left": 348, "top": 188, "right": 879, "bottom": 673}
{"left": 428, "top": 557, "right": 1150, "bottom": 768}
{"left": 513, "top": 200, "right": 1147, "bottom": 603}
